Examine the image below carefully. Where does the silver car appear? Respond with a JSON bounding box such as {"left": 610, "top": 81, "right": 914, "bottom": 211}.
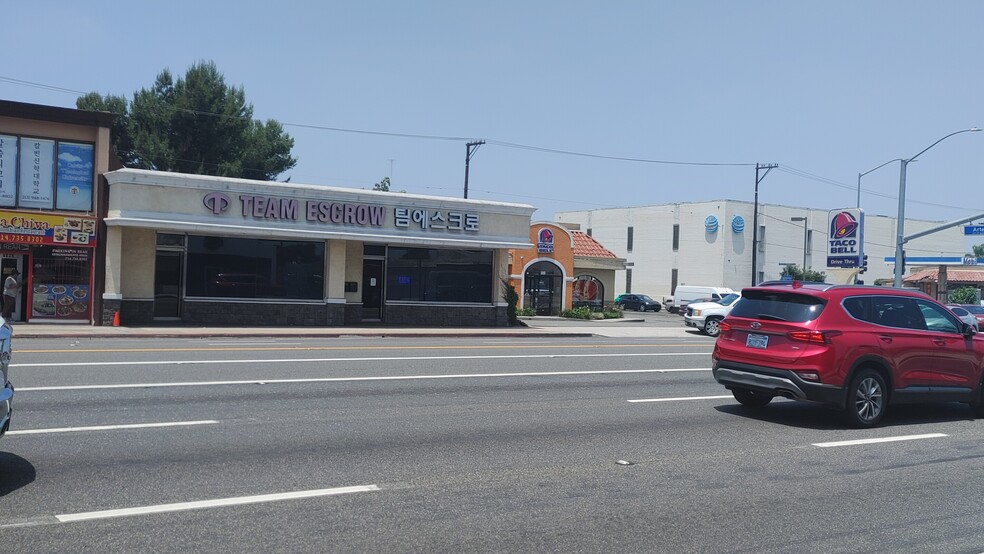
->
{"left": 947, "top": 305, "right": 979, "bottom": 332}
{"left": 0, "top": 319, "right": 11, "bottom": 437}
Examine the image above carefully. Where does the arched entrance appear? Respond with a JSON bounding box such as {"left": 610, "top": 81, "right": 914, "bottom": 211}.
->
{"left": 524, "top": 261, "right": 563, "bottom": 315}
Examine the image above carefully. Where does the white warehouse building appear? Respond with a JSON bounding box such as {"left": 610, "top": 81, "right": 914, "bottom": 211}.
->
{"left": 556, "top": 200, "right": 972, "bottom": 302}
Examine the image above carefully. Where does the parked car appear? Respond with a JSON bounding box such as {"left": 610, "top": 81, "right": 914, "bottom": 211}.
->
{"left": 947, "top": 305, "right": 980, "bottom": 332}
{"left": 666, "top": 285, "right": 734, "bottom": 314}
{"left": 712, "top": 282, "right": 984, "bottom": 428}
{"left": 0, "top": 317, "right": 11, "bottom": 438}
{"left": 614, "top": 294, "right": 662, "bottom": 312}
{"left": 954, "top": 304, "right": 984, "bottom": 329}
{"left": 684, "top": 293, "right": 741, "bottom": 337}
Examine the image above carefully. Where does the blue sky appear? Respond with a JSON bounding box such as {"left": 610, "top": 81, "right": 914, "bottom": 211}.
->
{"left": 4, "top": 1, "right": 982, "bottom": 223}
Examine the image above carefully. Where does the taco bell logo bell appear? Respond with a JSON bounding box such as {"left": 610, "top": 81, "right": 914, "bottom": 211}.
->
{"left": 826, "top": 208, "right": 864, "bottom": 268}
{"left": 203, "top": 192, "right": 232, "bottom": 215}
{"left": 537, "top": 228, "right": 554, "bottom": 253}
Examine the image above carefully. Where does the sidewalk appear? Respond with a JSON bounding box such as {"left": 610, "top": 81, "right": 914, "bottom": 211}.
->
{"left": 6, "top": 317, "right": 695, "bottom": 340}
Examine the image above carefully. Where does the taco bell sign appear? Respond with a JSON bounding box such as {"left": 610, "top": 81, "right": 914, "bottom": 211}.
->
{"left": 826, "top": 208, "right": 864, "bottom": 268}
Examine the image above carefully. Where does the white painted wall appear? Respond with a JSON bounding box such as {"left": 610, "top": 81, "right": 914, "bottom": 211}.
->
{"left": 558, "top": 200, "right": 968, "bottom": 298}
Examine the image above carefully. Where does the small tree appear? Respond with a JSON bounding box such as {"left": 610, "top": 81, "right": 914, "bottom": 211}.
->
{"left": 779, "top": 264, "right": 827, "bottom": 282}
{"left": 500, "top": 278, "right": 519, "bottom": 326}
{"left": 949, "top": 286, "right": 979, "bottom": 305}
{"left": 373, "top": 177, "right": 391, "bottom": 192}
{"left": 972, "top": 244, "right": 984, "bottom": 258}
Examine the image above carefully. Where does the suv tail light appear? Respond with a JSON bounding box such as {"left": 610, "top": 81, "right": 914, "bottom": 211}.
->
{"left": 787, "top": 330, "right": 842, "bottom": 344}
{"left": 718, "top": 320, "right": 732, "bottom": 338}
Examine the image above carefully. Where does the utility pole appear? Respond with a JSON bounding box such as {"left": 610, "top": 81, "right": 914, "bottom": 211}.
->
{"left": 464, "top": 140, "right": 485, "bottom": 199}
{"left": 751, "top": 163, "right": 778, "bottom": 286}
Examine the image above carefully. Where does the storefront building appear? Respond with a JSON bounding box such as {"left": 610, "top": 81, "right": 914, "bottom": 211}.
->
{"left": 102, "top": 169, "right": 535, "bottom": 326}
{"left": 507, "top": 223, "right": 625, "bottom": 315}
{"left": 0, "top": 101, "right": 115, "bottom": 324}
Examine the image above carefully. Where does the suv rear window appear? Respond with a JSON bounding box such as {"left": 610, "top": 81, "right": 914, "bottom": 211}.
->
{"left": 730, "top": 290, "right": 826, "bottom": 322}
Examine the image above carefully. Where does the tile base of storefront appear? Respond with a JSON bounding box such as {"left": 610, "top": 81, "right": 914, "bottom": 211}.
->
{"left": 100, "top": 300, "right": 508, "bottom": 327}
{"left": 383, "top": 305, "right": 508, "bottom": 327}
{"left": 182, "top": 301, "right": 345, "bottom": 326}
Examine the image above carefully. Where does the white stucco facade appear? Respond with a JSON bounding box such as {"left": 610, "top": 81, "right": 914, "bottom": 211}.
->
{"left": 557, "top": 200, "right": 970, "bottom": 301}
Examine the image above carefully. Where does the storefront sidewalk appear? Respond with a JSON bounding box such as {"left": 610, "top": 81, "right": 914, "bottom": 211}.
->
{"left": 6, "top": 318, "right": 694, "bottom": 340}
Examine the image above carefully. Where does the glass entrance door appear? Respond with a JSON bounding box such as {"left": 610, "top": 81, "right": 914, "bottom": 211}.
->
{"left": 362, "top": 259, "right": 384, "bottom": 320}
{"left": 154, "top": 251, "right": 183, "bottom": 319}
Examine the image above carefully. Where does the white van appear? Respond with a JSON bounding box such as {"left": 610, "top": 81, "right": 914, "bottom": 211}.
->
{"left": 666, "top": 285, "right": 735, "bottom": 314}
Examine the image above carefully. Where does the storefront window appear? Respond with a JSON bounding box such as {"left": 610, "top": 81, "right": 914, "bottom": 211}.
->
{"left": 572, "top": 275, "right": 604, "bottom": 310}
{"left": 386, "top": 247, "right": 493, "bottom": 303}
{"left": 185, "top": 236, "right": 325, "bottom": 300}
{"left": 31, "top": 246, "right": 92, "bottom": 320}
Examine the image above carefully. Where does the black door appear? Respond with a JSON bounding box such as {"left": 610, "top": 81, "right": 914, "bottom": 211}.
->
{"left": 362, "top": 259, "right": 384, "bottom": 320}
{"left": 154, "top": 251, "right": 182, "bottom": 319}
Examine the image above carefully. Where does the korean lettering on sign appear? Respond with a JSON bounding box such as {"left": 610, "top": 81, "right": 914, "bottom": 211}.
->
{"left": 0, "top": 135, "right": 16, "bottom": 207}
{"left": 395, "top": 208, "right": 480, "bottom": 232}
{"left": 18, "top": 138, "right": 55, "bottom": 209}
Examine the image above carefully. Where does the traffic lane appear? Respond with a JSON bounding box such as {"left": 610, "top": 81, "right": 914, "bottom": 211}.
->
{"left": 9, "top": 352, "right": 715, "bottom": 389}
{"left": 12, "top": 368, "right": 719, "bottom": 431}
{"left": 9, "top": 336, "right": 714, "bottom": 365}
{"left": 5, "top": 370, "right": 983, "bottom": 515}
{"left": 5, "top": 400, "right": 984, "bottom": 551}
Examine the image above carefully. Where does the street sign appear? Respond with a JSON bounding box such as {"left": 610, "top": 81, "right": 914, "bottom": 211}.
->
{"left": 964, "top": 225, "right": 984, "bottom": 235}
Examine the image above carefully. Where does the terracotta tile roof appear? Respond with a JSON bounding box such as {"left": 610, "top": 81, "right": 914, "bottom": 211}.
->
{"left": 570, "top": 231, "right": 618, "bottom": 259}
{"left": 903, "top": 268, "right": 984, "bottom": 283}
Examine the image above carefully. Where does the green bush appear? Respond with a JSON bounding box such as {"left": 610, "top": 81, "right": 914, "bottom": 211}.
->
{"left": 601, "top": 310, "right": 623, "bottom": 319}
{"left": 949, "top": 286, "right": 979, "bottom": 305}
{"left": 560, "top": 306, "right": 593, "bottom": 320}
{"left": 500, "top": 278, "right": 520, "bottom": 326}
{"left": 518, "top": 307, "right": 536, "bottom": 317}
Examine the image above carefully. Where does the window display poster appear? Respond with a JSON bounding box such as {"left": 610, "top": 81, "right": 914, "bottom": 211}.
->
{"left": 56, "top": 143, "right": 94, "bottom": 211}
{"left": 32, "top": 283, "right": 90, "bottom": 320}
{"left": 18, "top": 138, "right": 54, "bottom": 209}
{"left": 0, "top": 135, "right": 16, "bottom": 207}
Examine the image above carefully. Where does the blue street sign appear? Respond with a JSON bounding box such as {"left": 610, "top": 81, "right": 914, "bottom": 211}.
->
{"left": 964, "top": 225, "right": 984, "bottom": 235}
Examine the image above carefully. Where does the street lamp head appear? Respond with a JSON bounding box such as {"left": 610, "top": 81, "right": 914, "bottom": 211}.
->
{"left": 971, "top": 127, "right": 982, "bottom": 132}
{"left": 790, "top": 216, "right": 807, "bottom": 222}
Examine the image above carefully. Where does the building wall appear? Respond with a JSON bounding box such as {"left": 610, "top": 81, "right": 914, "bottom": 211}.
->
{"left": 558, "top": 200, "right": 968, "bottom": 298}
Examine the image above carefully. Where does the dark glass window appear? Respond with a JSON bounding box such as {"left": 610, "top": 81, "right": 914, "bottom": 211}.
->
{"left": 156, "top": 233, "right": 185, "bottom": 247}
{"left": 625, "top": 268, "right": 633, "bottom": 293}
{"left": 364, "top": 244, "right": 386, "bottom": 257}
{"left": 386, "top": 247, "right": 492, "bottom": 303}
{"left": 730, "top": 291, "right": 826, "bottom": 322}
{"left": 627, "top": 226, "right": 634, "bottom": 252}
{"left": 672, "top": 224, "right": 680, "bottom": 251}
{"left": 185, "top": 236, "right": 324, "bottom": 300}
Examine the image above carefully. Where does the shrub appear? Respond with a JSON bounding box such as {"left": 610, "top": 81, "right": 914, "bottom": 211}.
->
{"left": 500, "top": 278, "right": 520, "bottom": 326}
{"left": 560, "top": 306, "right": 593, "bottom": 320}
{"left": 950, "top": 286, "right": 979, "bottom": 305}
{"left": 518, "top": 307, "right": 536, "bottom": 317}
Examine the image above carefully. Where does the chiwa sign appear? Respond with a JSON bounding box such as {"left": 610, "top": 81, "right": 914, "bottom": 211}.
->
{"left": 826, "top": 208, "right": 864, "bottom": 268}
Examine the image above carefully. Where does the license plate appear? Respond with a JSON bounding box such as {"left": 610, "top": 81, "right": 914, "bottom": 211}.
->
{"left": 746, "top": 333, "right": 769, "bottom": 349}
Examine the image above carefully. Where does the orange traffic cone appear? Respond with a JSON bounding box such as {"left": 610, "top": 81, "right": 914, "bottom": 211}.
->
{"left": 112, "top": 311, "right": 120, "bottom": 327}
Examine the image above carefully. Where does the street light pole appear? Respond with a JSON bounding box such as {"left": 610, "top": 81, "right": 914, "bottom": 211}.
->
{"left": 791, "top": 216, "right": 808, "bottom": 273}
{"left": 892, "top": 128, "right": 981, "bottom": 287}
{"left": 463, "top": 140, "right": 485, "bottom": 199}
{"left": 857, "top": 158, "right": 905, "bottom": 209}
{"left": 751, "top": 163, "right": 778, "bottom": 286}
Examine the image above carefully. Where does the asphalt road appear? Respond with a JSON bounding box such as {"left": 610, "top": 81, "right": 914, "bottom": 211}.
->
{"left": 3, "top": 334, "right": 984, "bottom": 553}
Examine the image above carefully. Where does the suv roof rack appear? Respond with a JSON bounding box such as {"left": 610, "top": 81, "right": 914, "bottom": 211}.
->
{"left": 754, "top": 280, "right": 837, "bottom": 290}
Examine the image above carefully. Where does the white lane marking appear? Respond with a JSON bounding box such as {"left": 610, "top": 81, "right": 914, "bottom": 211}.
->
{"left": 6, "top": 420, "right": 218, "bottom": 435}
{"left": 19, "top": 368, "right": 712, "bottom": 392}
{"left": 205, "top": 340, "right": 304, "bottom": 346}
{"left": 628, "top": 395, "right": 732, "bottom": 403}
{"left": 813, "top": 433, "right": 948, "bottom": 448}
{"left": 11, "top": 352, "right": 709, "bottom": 369}
{"left": 55, "top": 485, "right": 380, "bottom": 523}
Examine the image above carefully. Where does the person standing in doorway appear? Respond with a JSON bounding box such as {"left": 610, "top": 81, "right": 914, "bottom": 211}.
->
{"left": 2, "top": 268, "right": 21, "bottom": 322}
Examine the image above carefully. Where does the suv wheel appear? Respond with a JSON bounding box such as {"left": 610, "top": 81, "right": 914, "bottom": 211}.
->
{"left": 845, "top": 369, "right": 886, "bottom": 428}
{"left": 704, "top": 318, "right": 722, "bottom": 337}
{"left": 732, "top": 388, "right": 773, "bottom": 408}
{"left": 653, "top": 304, "right": 661, "bottom": 312}
{"left": 969, "top": 377, "right": 984, "bottom": 418}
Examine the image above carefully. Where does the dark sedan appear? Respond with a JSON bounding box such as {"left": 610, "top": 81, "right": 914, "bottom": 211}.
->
{"left": 614, "top": 294, "right": 662, "bottom": 312}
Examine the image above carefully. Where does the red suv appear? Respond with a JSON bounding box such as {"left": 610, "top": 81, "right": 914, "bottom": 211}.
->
{"left": 712, "top": 282, "right": 984, "bottom": 427}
